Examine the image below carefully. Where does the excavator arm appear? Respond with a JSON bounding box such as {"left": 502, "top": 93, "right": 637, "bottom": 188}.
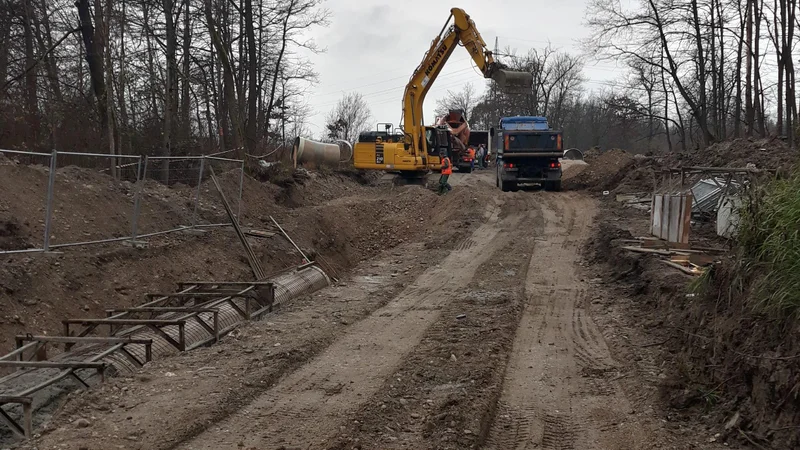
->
{"left": 401, "top": 8, "right": 532, "bottom": 164}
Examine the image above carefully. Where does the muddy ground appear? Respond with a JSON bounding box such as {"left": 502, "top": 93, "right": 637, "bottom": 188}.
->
{"left": 5, "top": 165, "right": 745, "bottom": 450}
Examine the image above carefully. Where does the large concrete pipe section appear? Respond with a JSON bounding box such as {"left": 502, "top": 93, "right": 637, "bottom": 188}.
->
{"left": 293, "top": 136, "right": 346, "bottom": 168}
{"left": 563, "top": 148, "right": 584, "bottom": 161}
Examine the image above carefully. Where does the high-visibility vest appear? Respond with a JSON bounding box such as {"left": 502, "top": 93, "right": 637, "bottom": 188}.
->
{"left": 441, "top": 157, "right": 452, "bottom": 175}
{"left": 468, "top": 148, "right": 476, "bottom": 159}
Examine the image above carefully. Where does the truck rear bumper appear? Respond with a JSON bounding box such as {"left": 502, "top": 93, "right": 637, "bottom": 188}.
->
{"left": 500, "top": 170, "right": 561, "bottom": 183}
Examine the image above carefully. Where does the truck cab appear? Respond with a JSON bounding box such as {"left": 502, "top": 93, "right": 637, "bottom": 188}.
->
{"left": 495, "top": 116, "right": 563, "bottom": 192}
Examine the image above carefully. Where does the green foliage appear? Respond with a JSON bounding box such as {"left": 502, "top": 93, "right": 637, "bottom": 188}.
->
{"left": 736, "top": 173, "right": 800, "bottom": 315}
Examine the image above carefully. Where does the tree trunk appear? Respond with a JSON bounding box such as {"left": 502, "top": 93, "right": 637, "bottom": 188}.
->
{"left": 0, "top": 7, "right": 8, "bottom": 96}
{"left": 118, "top": 0, "right": 132, "bottom": 155}
{"left": 22, "top": 0, "right": 39, "bottom": 147}
{"left": 265, "top": 0, "right": 295, "bottom": 140}
{"left": 205, "top": 0, "right": 244, "bottom": 157}
{"left": 144, "top": 3, "right": 159, "bottom": 120}
{"left": 163, "top": 0, "right": 177, "bottom": 183}
{"left": 690, "top": 0, "right": 708, "bottom": 145}
{"left": 753, "top": 0, "right": 767, "bottom": 137}
{"left": 245, "top": 0, "right": 258, "bottom": 152}
{"left": 181, "top": 0, "right": 192, "bottom": 138}
{"left": 103, "top": 0, "right": 117, "bottom": 178}
{"left": 745, "top": 0, "right": 754, "bottom": 136}
{"left": 77, "top": 0, "right": 108, "bottom": 155}
{"left": 734, "top": 0, "right": 746, "bottom": 137}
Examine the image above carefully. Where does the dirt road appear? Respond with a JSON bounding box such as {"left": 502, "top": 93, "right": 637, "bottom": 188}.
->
{"left": 21, "top": 169, "right": 724, "bottom": 450}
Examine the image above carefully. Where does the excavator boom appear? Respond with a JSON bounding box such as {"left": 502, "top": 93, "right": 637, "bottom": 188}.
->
{"left": 353, "top": 8, "right": 533, "bottom": 174}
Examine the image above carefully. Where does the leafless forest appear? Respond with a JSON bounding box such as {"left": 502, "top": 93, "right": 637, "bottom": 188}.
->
{"left": 1, "top": 0, "right": 798, "bottom": 174}
{"left": 0, "top": 0, "right": 328, "bottom": 174}
{"left": 444, "top": 0, "right": 799, "bottom": 153}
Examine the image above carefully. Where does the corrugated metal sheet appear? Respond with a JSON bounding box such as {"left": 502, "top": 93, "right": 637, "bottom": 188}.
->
{"left": 690, "top": 178, "right": 740, "bottom": 215}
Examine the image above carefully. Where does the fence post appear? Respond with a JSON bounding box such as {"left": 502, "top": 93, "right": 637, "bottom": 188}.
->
{"left": 236, "top": 160, "right": 245, "bottom": 225}
{"left": 192, "top": 157, "right": 206, "bottom": 228}
{"left": 43, "top": 150, "right": 57, "bottom": 251}
{"left": 131, "top": 156, "right": 148, "bottom": 241}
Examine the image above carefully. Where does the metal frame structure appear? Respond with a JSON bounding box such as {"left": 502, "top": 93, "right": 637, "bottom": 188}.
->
{"left": 0, "top": 279, "right": 277, "bottom": 440}
{"left": 0, "top": 149, "right": 246, "bottom": 255}
{"left": 650, "top": 166, "right": 779, "bottom": 243}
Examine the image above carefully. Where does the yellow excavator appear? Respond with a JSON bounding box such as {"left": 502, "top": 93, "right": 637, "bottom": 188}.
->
{"left": 353, "top": 8, "right": 533, "bottom": 179}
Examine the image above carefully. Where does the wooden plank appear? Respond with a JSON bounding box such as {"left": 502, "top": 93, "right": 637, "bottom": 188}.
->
{"left": 662, "top": 260, "right": 703, "bottom": 276}
{"left": 621, "top": 246, "right": 692, "bottom": 257}
{"left": 642, "top": 239, "right": 691, "bottom": 250}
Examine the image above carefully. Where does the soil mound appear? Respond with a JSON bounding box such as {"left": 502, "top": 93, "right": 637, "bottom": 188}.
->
{"left": 563, "top": 149, "right": 635, "bottom": 191}
{"left": 670, "top": 137, "right": 795, "bottom": 172}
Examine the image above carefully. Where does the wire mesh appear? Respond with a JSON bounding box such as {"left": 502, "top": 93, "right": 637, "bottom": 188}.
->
{"left": 48, "top": 154, "right": 141, "bottom": 248}
{"left": 0, "top": 150, "right": 245, "bottom": 253}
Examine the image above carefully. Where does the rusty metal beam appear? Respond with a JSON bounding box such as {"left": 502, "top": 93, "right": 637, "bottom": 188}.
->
{"left": 0, "top": 361, "right": 106, "bottom": 369}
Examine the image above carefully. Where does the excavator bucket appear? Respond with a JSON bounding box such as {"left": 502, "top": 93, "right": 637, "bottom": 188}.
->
{"left": 492, "top": 69, "right": 534, "bottom": 94}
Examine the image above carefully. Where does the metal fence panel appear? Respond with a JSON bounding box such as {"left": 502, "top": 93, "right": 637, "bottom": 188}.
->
{"left": 0, "top": 150, "right": 245, "bottom": 254}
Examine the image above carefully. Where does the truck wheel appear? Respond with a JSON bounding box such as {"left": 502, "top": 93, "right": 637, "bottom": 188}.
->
{"left": 544, "top": 180, "right": 562, "bottom": 192}
{"left": 501, "top": 181, "right": 516, "bottom": 192}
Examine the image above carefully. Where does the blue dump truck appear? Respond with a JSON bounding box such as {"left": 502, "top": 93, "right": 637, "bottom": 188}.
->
{"left": 494, "top": 116, "right": 563, "bottom": 192}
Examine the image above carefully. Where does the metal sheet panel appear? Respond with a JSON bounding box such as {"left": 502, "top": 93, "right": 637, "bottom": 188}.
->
{"left": 651, "top": 193, "right": 692, "bottom": 243}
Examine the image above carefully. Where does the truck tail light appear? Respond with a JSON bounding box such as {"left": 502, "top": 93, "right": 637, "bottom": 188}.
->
{"left": 557, "top": 135, "right": 562, "bottom": 150}
{"left": 504, "top": 163, "right": 514, "bottom": 169}
{"left": 549, "top": 162, "right": 561, "bottom": 168}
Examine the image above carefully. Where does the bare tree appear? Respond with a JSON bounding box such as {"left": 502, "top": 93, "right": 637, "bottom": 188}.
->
{"left": 325, "top": 92, "right": 372, "bottom": 143}
{"left": 434, "top": 83, "right": 479, "bottom": 120}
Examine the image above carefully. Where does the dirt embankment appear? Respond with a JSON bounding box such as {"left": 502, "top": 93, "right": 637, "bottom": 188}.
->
{"left": 13, "top": 173, "right": 499, "bottom": 450}
{"left": 0, "top": 160, "right": 482, "bottom": 359}
{"left": 576, "top": 139, "right": 800, "bottom": 449}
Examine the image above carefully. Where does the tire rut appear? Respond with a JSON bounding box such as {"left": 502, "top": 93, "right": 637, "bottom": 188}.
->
{"left": 175, "top": 198, "right": 518, "bottom": 450}
{"left": 485, "top": 194, "right": 646, "bottom": 450}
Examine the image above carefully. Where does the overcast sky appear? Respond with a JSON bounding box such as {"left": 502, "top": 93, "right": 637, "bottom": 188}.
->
{"left": 300, "top": 0, "right": 625, "bottom": 139}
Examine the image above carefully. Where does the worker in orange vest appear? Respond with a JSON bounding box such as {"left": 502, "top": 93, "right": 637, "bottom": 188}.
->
{"left": 438, "top": 150, "right": 453, "bottom": 195}
{"left": 468, "top": 146, "right": 476, "bottom": 171}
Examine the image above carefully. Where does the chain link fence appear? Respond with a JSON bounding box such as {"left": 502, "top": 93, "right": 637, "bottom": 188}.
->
{"left": 0, "top": 149, "right": 245, "bottom": 254}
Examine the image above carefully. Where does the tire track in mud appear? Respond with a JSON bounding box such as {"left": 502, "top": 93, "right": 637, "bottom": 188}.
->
{"left": 175, "top": 198, "right": 512, "bottom": 450}
{"left": 485, "top": 194, "right": 648, "bottom": 450}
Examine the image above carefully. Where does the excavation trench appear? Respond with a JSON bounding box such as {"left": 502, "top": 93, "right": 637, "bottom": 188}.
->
{"left": 0, "top": 264, "right": 330, "bottom": 442}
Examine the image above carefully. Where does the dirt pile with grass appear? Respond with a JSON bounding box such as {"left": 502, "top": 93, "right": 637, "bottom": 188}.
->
{"left": 671, "top": 137, "right": 795, "bottom": 172}
{"left": 586, "top": 187, "right": 800, "bottom": 448}
{"left": 570, "top": 138, "right": 794, "bottom": 196}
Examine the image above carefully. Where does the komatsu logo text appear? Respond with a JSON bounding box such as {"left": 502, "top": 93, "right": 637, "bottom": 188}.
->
{"left": 425, "top": 44, "right": 448, "bottom": 76}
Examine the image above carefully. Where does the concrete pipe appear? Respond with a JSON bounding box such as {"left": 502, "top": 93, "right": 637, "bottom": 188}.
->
{"left": 563, "top": 148, "right": 584, "bottom": 161}
{"left": 293, "top": 136, "right": 342, "bottom": 168}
